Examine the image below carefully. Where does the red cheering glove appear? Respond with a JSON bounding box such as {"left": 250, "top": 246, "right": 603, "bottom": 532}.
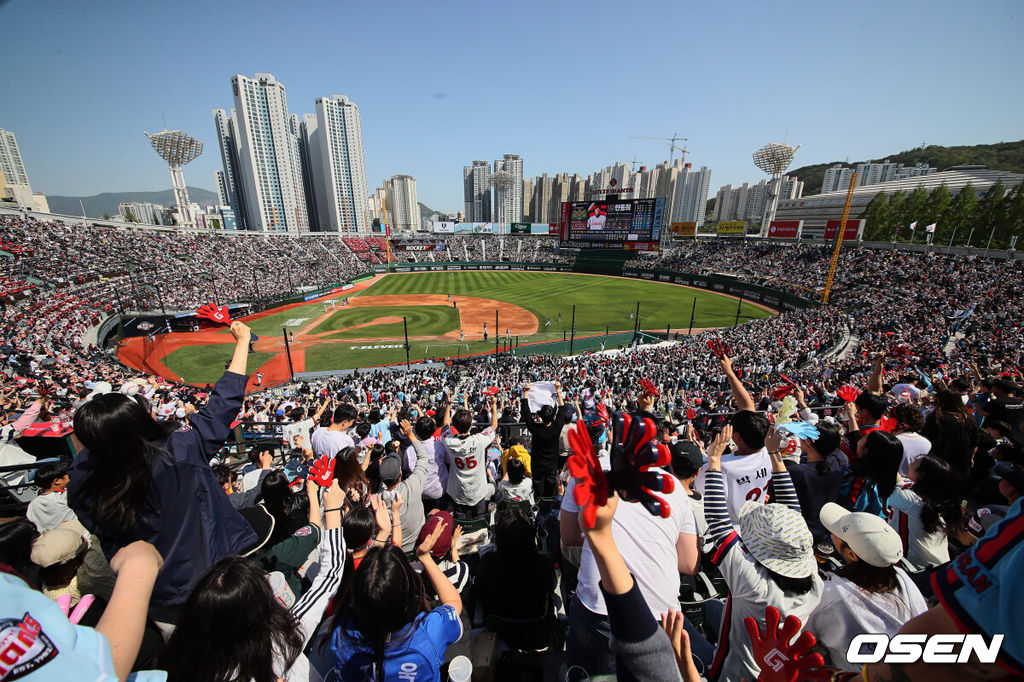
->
{"left": 685, "top": 408, "right": 697, "bottom": 420}
{"left": 639, "top": 377, "right": 658, "bottom": 397}
{"left": 707, "top": 338, "right": 731, "bottom": 359}
{"left": 743, "top": 606, "right": 830, "bottom": 682}
{"left": 836, "top": 385, "right": 860, "bottom": 403}
{"left": 567, "top": 419, "right": 609, "bottom": 530}
{"left": 196, "top": 302, "right": 230, "bottom": 325}
{"left": 308, "top": 455, "right": 336, "bottom": 487}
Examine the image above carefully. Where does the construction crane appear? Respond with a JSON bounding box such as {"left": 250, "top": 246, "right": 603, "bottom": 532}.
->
{"left": 631, "top": 133, "right": 689, "bottom": 165}
{"left": 605, "top": 156, "right": 644, "bottom": 172}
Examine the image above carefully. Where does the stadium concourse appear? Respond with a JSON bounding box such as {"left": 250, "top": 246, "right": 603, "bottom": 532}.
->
{"left": 0, "top": 212, "right": 1023, "bottom": 681}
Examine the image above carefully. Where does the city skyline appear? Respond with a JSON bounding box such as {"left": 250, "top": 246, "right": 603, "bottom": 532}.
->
{"left": 1, "top": 0, "right": 1021, "bottom": 213}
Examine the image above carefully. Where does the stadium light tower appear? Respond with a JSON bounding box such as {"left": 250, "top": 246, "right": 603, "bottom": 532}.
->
{"left": 752, "top": 142, "right": 799, "bottom": 237}
{"left": 144, "top": 129, "right": 203, "bottom": 229}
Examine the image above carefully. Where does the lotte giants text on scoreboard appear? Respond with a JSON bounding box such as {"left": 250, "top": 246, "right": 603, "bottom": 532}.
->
{"left": 559, "top": 198, "right": 665, "bottom": 251}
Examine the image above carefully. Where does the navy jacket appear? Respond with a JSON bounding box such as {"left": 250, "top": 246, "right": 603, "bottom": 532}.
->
{"left": 69, "top": 371, "right": 257, "bottom": 607}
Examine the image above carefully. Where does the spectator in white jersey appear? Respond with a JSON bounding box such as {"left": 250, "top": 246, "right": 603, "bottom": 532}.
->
{"left": 442, "top": 396, "right": 498, "bottom": 518}
{"left": 699, "top": 424, "right": 823, "bottom": 682}
{"left": 694, "top": 355, "right": 772, "bottom": 528}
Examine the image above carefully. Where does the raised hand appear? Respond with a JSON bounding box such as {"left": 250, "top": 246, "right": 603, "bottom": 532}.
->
{"left": 308, "top": 455, "right": 336, "bottom": 487}
{"left": 197, "top": 302, "right": 230, "bottom": 325}
{"left": 743, "top": 606, "right": 830, "bottom": 682}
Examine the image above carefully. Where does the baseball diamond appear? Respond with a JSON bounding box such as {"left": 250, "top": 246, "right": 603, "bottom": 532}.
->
{"left": 119, "top": 270, "right": 774, "bottom": 388}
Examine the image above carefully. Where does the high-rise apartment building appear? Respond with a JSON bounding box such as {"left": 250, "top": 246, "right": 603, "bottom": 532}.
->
{"left": 492, "top": 154, "right": 523, "bottom": 223}
{"left": 297, "top": 114, "right": 322, "bottom": 230}
{"left": 463, "top": 161, "right": 491, "bottom": 222}
{"left": 0, "top": 129, "right": 30, "bottom": 188}
{"left": 714, "top": 175, "right": 803, "bottom": 223}
{"left": 229, "top": 73, "right": 308, "bottom": 232}
{"left": 522, "top": 178, "right": 534, "bottom": 222}
{"left": 211, "top": 108, "right": 249, "bottom": 230}
{"left": 386, "top": 175, "right": 421, "bottom": 232}
{"left": 531, "top": 173, "right": 555, "bottom": 224}
{"left": 670, "top": 164, "right": 712, "bottom": 225}
{"left": 312, "top": 94, "right": 369, "bottom": 233}
{"left": 822, "top": 161, "right": 935, "bottom": 193}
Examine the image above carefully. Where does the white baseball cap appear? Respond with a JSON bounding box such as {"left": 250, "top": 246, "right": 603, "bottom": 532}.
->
{"left": 738, "top": 500, "right": 816, "bottom": 579}
{"left": 819, "top": 502, "right": 903, "bottom": 567}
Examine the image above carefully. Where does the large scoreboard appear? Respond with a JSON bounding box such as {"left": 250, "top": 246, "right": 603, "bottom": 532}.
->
{"left": 559, "top": 198, "right": 665, "bottom": 251}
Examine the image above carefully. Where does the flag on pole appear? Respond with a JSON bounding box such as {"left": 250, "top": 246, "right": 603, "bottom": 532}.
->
{"left": 925, "top": 223, "right": 936, "bottom": 233}
{"left": 908, "top": 221, "right": 917, "bottom": 232}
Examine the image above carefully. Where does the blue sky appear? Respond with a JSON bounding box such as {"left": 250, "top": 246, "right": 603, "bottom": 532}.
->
{"left": 1, "top": 0, "right": 1021, "bottom": 212}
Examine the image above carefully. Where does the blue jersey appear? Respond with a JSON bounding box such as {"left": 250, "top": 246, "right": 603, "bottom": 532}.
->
{"left": 932, "top": 496, "right": 1024, "bottom": 677}
{"left": 329, "top": 604, "right": 462, "bottom": 680}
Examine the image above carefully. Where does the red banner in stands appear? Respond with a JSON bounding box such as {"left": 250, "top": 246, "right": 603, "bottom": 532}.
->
{"left": 548, "top": 224, "right": 559, "bottom": 236}
{"left": 767, "top": 220, "right": 802, "bottom": 238}
{"left": 824, "top": 219, "right": 864, "bottom": 241}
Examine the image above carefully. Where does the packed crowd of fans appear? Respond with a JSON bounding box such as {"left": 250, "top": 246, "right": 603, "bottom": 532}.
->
{"left": 1, "top": 214, "right": 1023, "bottom": 680}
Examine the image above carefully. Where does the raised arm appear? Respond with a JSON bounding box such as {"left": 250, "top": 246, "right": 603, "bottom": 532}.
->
{"left": 417, "top": 524, "right": 462, "bottom": 614}
{"left": 555, "top": 380, "right": 564, "bottom": 407}
{"left": 226, "top": 321, "right": 252, "bottom": 376}
{"left": 489, "top": 395, "right": 498, "bottom": 431}
{"left": 720, "top": 355, "right": 755, "bottom": 412}
{"left": 866, "top": 352, "right": 885, "bottom": 395}
{"left": 764, "top": 427, "right": 801, "bottom": 513}
{"left": 703, "top": 425, "right": 735, "bottom": 545}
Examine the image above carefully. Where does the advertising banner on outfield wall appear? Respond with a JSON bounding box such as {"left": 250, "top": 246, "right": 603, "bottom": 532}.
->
{"left": 510, "top": 222, "right": 530, "bottom": 234}
{"left": 471, "top": 223, "right": 494, "bottom": 233}
{"left": 717, "top": 221, "right": 746, "bottom": 237}
{"left": 432, "top": 221, "right": 455, "bottom": 233}
{"left": 767, "top": 220, "right": 803, "bottom": 239}
{"left": 671, "top": 222, "right": 697, "bottom": 236}
{"left": 824, "top": 219, "right": 864, "bottom": 241}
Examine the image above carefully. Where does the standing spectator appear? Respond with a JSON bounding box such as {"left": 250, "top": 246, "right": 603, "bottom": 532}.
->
{"left": 784, "top": 420, "right": 848, "bottom": 546}
{"left": 443, "top": 396, "right": 498, "bottom": 517}
{"left": 839, "top": 430, "right": 902, "bottom": 517}
{"left": 311, "top": 404, "right": 357, "bottom": 458}
{"left": 381, "top": 420, "right": 430, "bottom": 553}
{"left": 68, "top": 322, "right": 258, "bottom": 612}
{"left": 923, "top": 389, "right": 980, "bottom": 480}
{"left": 520, "top": 382, "right": 566, "bottom": 499}
{"left": 893, "top": 403, "right": 932, "bottom": 477}
{"left": 405, "top": 415, "right": 448, "bottom": 513}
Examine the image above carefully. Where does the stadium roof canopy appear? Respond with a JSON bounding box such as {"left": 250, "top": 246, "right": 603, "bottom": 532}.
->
{"left": 775, "top": 166, "right": 1023, "bottom": 234}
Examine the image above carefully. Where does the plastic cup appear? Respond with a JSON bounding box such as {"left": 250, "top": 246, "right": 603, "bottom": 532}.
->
{"left": 447, "top": 655, "right": 473, "bottom": 682}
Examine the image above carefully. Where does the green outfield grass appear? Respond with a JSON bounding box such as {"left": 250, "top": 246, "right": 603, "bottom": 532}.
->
{"left": 162, "top": 271, "right": 774, "bottom": 379}
{"left": 163, "top": 345, "right": 277, "bottom": 386}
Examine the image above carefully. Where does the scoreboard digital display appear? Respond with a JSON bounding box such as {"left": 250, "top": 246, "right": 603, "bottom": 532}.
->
{"left": 559, "top": 198, "right": 665, "bottom": 250}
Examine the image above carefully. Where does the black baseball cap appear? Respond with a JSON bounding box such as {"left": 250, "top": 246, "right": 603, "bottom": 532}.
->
{"left": 671, "top": 441, "right": 704, "bottom": 478}
{"left": 379, "top": 454, "right": 403, "bottom": 486}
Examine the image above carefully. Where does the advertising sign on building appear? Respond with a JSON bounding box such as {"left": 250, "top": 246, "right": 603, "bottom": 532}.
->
{"left": 767, "top": 220, "right": 803, "bottom": 239}
{"left": 432, "top": 221, "right": 455, "bottom": 233}
{"left": 824, "top": 219, "right": 864, "bottom": 241}
{"left": 671, "top": 222, "right": 697, "bottom": 236}
{"left": 717, "top": 221, "right": 746, "bottom": 237}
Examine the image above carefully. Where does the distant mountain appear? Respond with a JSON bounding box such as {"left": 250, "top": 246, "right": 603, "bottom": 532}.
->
{"left": 46, "top": 187, "right": 218, "bottom": 218}
{"left": 789, "top": 140, "right": 1024, "bottom": 196}
{"left": 418, "top": 201, "right": 449, "bottom": 220}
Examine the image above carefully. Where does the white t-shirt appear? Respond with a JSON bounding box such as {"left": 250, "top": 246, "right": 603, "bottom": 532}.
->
{"left": 896, "top": 433, "right": 932, "bottom": 477}
{"left": 710, "top": 532, "right": 823, "bottom": 682}
{"left": 806, "top": 570, "right": 928, "bottom": 672}
{"left": 310, "top": 427, "right": 354, "bottom": 458}
{"left": 498, "top": 478, "right": 534, "bottom": 505}
{"left": 890, "top": 383, "right": 922, "bottom": 402}
{"left": 887, "top": 484, "right": 950, "bottom": 571}
{"left": 442, "top": 425, "right": 495, "bottom": 506}
{"left": 695, "top": 447, "right": 772, "bottom": 529}
{"left": 562, "top": 468, "right": 696, "bottom": 618}
{"left": 282, "top": 418, "right": 315, "bottom": 450}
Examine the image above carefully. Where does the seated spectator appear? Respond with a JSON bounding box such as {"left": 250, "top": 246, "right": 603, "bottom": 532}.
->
{"left": 498, "top": 456, "right": 534, "bottom": 505}
{"left": 326, "top": 530, "right": 463, "bottom": 680}
{"left": 500, "top": 436, "right": 532, "bottom": 477}
{"left": 807, "top": 503, "right": 928, "bottom": 671}
{"left": 261, "top": 470, "right": 312, "bottom": 546}
{"left": 783, "top": 420, "right": 848, "bottom": 546}
{"left": 888, "top": 456, "right": 962, "bottom": 571}
{"left": 332, "top": 446, "right": 370, "bottom": 511}
{"left": 27, "top": 460, "right": 78, "bottom": 532}
{"left": 161, "top": 481, "right": 346, "bottom": 682}
{"left": 838, "top": 430, "right": 902, "bottom": 517}
{"left": 893, "top": 403, "right": 931, "bottom": 476}
{"left": 260, "top": 479, "right": 327, "bottom": 597}
{"left": 68, "top": 322, "right": 258, "bottom": 612}
{"left": 669, "top": 434, "right": 708, "bottom": 540}
{"left": 31, "top": 519, "right": 116, "bottom": 605}
{"left": 701, "top": 424, "right": 822, "bottom": 682}
{"left": 413, "top": 511, "right": 469, "bottom": 594}
{"left": 475, "top": 504, "right": 555, "bottom": 622}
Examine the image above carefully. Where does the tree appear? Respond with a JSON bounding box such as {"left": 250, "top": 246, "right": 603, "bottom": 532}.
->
{"left": 860, "top": 193, "right": 891, "bottom": 241}
{"left": 102, "top": 213, "right": 110, "bottom": 220}
{"left": 977, "top": 181, "right": 1007, "bottom": 249}
{"left": 885, "top": 190, "right": 907, "bottom": 241}
{"left": 123, "top": 208, "right": 136, "bottom": 223}
{"left": 922, "top": 183, "right": 952, "bottom": 243}
{"left": 1001, "top": 183, "right": 1024, "bottom": 249}
{"left": 898, "top": 186, "right": 930, "bottom": 243}
{"left": 942, "top": 184, "right": 978, "bottom": 246}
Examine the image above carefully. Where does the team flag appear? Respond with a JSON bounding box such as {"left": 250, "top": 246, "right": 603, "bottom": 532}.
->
{"left": 925, "top": 223, "right": 936, "bottom": 233}
{"left": 908, "top": 221, "right": 917, "bottom": 232}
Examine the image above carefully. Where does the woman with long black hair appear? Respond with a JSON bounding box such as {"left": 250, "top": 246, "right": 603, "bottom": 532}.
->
{"left": 161, "top": 479, "right": 346, "bottom": 682}
{"left": 922, "top": 389, "right": 980, "bottom": 480}
{"left": 326, "top": 523, "right": 463, "bottom": 680}
{"left": 888, "top": 455, "right": 963, "bottom": 571}
{"left": 69, "top": 321, "right": 258, "bottom": 612}
{"left": 838, "top": 429, "right": 903, "bottom": 517}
